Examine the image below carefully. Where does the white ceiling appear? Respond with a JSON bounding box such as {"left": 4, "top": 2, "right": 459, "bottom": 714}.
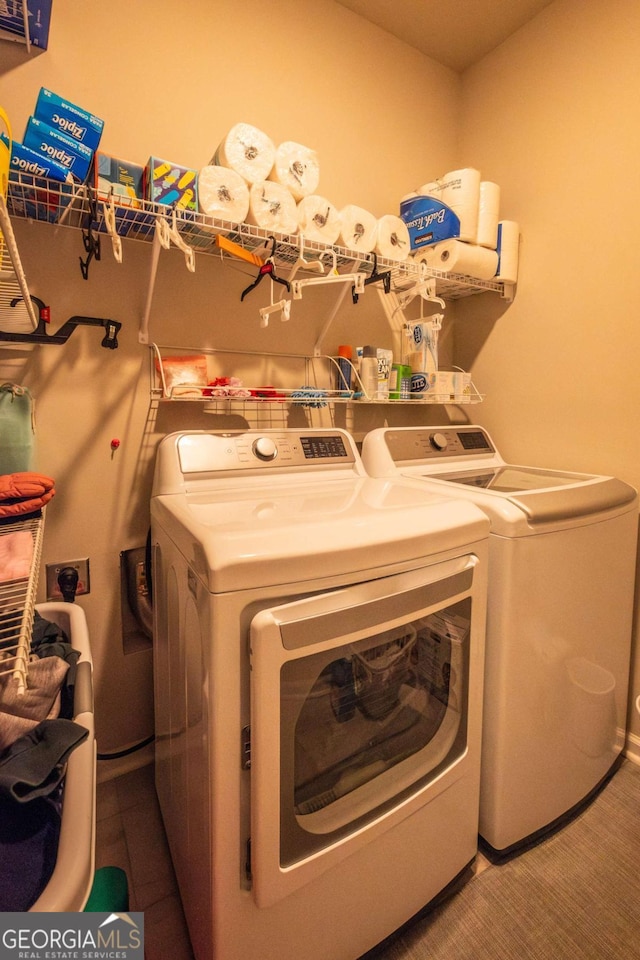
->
{"left": 334, "top": 0, "right": 555, "bottom": 72}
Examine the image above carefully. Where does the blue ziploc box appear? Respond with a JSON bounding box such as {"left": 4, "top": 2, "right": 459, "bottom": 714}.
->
{"left": 23, "top": 116, "right": 94, "bottom": 183}
{"left": 399, "top": 194, "right": 461, "bottom": 251}
{"left": 34, "top": 88, "right": 104, "bottom": 152}
{"left": 94, "top": 153, "right": 154, "bottom": 238}
{"left": 0, "top": 134, "right": 74, "bottom": 222}
{"left": 0, "top": 0, "right": 52, "bottom": 49}
{"left": 144, "top": 157, "right": 198, "bottom": 211}
{"left": 0, "top": 133, "right": 70, "bottom": 183}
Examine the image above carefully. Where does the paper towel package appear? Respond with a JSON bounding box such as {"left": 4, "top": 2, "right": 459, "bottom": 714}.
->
{"left": 476, "top": 181, "right": 500, "bottom": 248}
{"left": 496, "top": 220, "right": 520, "bottom": 283}
{"left": 297, "top": 195, "right": 340, "bottom": 244}
{"left": 23, "top": 116, "right": 94, "bottom": 182}
{"left": 269, "top": 141, "right": 320, "bottom": 201}
{"left": 213, "top": 123, "right": 276, "bottom": 184}
{"left": 437, "top": 168, "right": 481, "bottom": 242}
{"left": 145, "top": 157, "right": 198, "bottom": 211}
{"left": 34, "top": 88, "right": 104, "bottom": 152}
{"left": 246, "top": 180, "right": 298, "bottom": 234}
{"left": 198, "top": 165, "right": 250, "bottom": 224}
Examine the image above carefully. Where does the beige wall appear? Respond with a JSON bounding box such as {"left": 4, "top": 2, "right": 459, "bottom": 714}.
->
{"left": 456, "top": 0, "right": 640, "bottom": 742}
{"left": 0, "top": 0, "right": 461, "bottom": 762}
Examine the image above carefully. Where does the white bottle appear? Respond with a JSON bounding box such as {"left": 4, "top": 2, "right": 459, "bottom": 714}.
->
{"left": 360, "top": 345, "right": 379, "bottom": 400}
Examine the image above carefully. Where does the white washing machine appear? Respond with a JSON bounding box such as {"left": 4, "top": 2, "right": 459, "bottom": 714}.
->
{"left": 362, "top": 424, "right": 638, "bottom": 857}
{"left": 150, "top": 428, "right": 490, "bottom": 960}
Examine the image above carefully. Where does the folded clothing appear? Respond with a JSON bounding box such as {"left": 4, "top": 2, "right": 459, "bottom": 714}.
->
{"left": 0, "top": 471, "right": 55, "bottom": 519}
{"left": 0, "top": 528, "right": 33, "bottom": 581}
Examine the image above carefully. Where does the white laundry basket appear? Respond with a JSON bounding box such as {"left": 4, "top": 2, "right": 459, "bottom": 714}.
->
{"left": 28, "top": 601, "right": 96, "bottom": 912}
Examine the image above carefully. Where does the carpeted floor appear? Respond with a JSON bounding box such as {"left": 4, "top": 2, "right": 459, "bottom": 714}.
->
{"left": 369, "top": 760, "right": 640, "bottom": 960}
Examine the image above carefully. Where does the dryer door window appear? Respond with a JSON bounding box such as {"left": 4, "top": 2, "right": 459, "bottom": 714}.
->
{"left": 249, "top": 555, "right": 483, "bottom": 908}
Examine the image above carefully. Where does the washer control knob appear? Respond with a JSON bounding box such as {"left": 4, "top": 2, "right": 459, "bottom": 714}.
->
{"left": 252, "top": 437, "right": 278, "bottom": 461}
{"left": 430, "top": 432, "right": 448, "bottom": 451}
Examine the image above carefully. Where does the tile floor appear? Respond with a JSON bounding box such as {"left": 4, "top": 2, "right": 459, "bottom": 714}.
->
{"left": 95, "top": 762, "right": 195, "bottom": 960}
{"left": 96, "top": 761, "right": 491, "bottom": 960}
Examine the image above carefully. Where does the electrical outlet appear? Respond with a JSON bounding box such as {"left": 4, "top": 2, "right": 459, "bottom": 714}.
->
{"left": 46, "top": 558, "right": 90, "bottom": 600}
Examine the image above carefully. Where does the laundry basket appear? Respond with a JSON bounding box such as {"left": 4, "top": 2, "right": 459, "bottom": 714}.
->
{"left": 27, "top": 601, "right": 96, "bottom": 911}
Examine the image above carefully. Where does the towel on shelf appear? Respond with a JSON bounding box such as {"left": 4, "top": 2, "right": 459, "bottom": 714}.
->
{"left": 0, "top": 528, "right": 33, "bottom": 582}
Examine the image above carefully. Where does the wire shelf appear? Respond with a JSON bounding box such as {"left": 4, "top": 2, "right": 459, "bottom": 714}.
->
{"left": 0, "top": 511, "right": 45, "bottom": 695}
{"left": 5, "top": 174, "right": 512, "bottom": 302}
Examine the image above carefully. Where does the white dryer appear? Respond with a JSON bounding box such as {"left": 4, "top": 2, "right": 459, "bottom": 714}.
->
{"left": 362, "top": 425, "right": 638, "bottom": 857}
{"left": 150, "top": 428, "right": 490, "bottom": 960}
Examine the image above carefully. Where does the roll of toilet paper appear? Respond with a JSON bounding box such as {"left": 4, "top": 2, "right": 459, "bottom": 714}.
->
{"left": 198, "top": 165, "right": 250, "bottom": 224}
{"left": 269, "top": 141, "right": 320, "bottom": 201}
{"left": 415, "top": 239, "right": 498, "bottom": 280}
{"left": 338, "top": 204, "right": 377, "bottom": 252}
{"left": 496, "top": 220, "right": 520, "bottom": 283}
{"left": 417, "top": 181, "right": 442, "bottom": 199}
{"left": 476, "top": 181, "right": 500, "bottom": 249}
{"left": 296, "top": 195, "right": 341, "bottom": 244}
{"left": 439, "top": 168, "right": 481, "bottom": 242}
{"left": 212, "top": 123, "right": 276, "bottom": 184}
{"left": 246, "top": 180, "right": 299, "bottom": 234}
{"left": 375, "top": 214, "right": 410, "bottom": 261}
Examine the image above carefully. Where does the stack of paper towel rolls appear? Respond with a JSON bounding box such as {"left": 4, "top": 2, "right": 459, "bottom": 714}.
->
{"left": 414, "top": 238, "right": 499, "bottom": 280}
{"left": 375, "top": 214, "right": 411, "bottom": 261}
{"left": 297, "top": 195, "right": 341, "bottom": 244}
{"left": 269, "top": 141, "right": 320, "bottom": 201}
{"left": 417, "top": 169, "right": 501, "bottom": 250}
{"left": 212, "top": 123, "right": 276, "bottom": 184}
{"left": 245, "top": 181, "right": 299, "bottom": 235}
{"left": 198, "top": 165, "right": 250, "bottom": 224}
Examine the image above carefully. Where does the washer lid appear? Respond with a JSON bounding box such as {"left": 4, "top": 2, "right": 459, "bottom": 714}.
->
{"left": 151, "top": 476, "right": 489, "bottom": 592}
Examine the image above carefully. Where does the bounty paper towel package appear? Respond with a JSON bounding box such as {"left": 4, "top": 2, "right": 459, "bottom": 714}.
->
{"left": 34, "top": 88, "right": 104, "bottom": 152}
{"left": 23, "top": 116, "right": 93, "bottom": 182}
{"left": 145, "top": 157, "right": 198, "bottom": 211}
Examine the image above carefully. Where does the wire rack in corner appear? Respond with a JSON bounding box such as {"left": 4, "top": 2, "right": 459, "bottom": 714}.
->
{"left": 0, "top": 512, "right": 45, "bottom": 694}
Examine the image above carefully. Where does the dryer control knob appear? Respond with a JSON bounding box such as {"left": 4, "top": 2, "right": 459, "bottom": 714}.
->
{"left": 430, "top": 432, "right": 448, "bottom": 451}
{"left": 253, "top": 437, "right": 278, "bottom": 461}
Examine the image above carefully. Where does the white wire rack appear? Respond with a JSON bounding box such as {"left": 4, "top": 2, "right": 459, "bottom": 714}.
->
{"left": 0, "top": 511, "right": 45, "bottom": 695}
{"left": 0, "top": 192, "right": 38, "bottom": 333}
{"left": 5, "top": 174, "right": 513, "bottom": 303}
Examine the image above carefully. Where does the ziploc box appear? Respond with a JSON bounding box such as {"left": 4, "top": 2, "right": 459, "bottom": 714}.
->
{"left": 23, "top": 116, "right": 93, "bottom": 183}
{"left": 0, "top": 133, "right": 73, "bottom": 222}
{"left": 0, "top": 0, "right": 52, "bottom": 49}
{"left": 34, "top": 88, "right": 104, "bottom": 153}
{"left": 399, "top": 194, "right": 461, "bottom": 251}
{"left": 0, "top": 133, "right": 70, "bottom": 184}
{"left": 145, "top": 157, "right": 197, "bottom": 211}
{"left": 94, "top": 152, "right": 154, "bottom": 238}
